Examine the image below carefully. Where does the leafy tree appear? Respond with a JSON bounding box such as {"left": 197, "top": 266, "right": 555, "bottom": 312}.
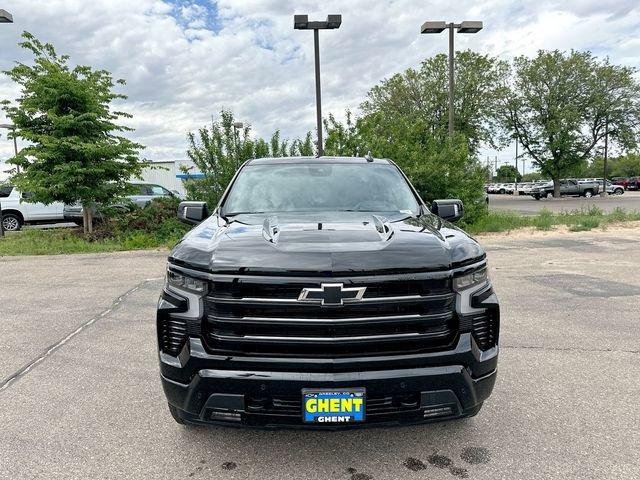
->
{"left": 612, "top": 154, "right": 640, "bottom": 177}
{"left": 502, "top": 50, "right": 640, "bottom": 196}
{"left": 183, "top": 110, "right": 312, "bottom": 207}
{"left": 324, "top": 111, "right": 488, "bottom": 224}
{"left": 522, "top": 172, "right": 545, "bottom": 182}
{"left": 496, "top": 165, "right": 522, "bottom": 182}
{"left": 2, "top": 32, "right": 145, "bottom": 233}
{"left": 362, "top": 50, "right": 509, "bottom": 154}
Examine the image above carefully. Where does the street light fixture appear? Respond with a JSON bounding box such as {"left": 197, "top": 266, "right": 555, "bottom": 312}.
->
{"left": 421, "top": 20, "right": 483, "bottom": 136}
{"left": 294, "top": 14, "right": 342, "bottom": 157}
{"left": 0, "top": 9, "right": 13, "bottom": 238}
{"left": 0, "top": 9, "right": 13, "bottom": 22}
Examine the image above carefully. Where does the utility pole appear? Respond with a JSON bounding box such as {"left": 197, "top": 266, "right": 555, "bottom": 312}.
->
{"left": 601, "top": 118, "right": 609, "bottom": 197}
{"left": 514, "top": 141, "right": 519, "bottom": 193}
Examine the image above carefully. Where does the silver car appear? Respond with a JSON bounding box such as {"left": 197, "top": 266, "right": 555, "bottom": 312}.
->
{"left": 63, "top": 182, "right": 181, "bottom": 223}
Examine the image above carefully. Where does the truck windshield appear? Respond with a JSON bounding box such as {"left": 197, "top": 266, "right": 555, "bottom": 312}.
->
{"left": 222, "top": 163, "right": 420, "bottom": 216}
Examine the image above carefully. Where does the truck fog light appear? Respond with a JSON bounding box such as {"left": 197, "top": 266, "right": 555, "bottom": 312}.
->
{"left": 209, "top": 409, "right": 242, "bottom": 422}
{"left": 423, "top": 406, "right": 453, "bottom": 418}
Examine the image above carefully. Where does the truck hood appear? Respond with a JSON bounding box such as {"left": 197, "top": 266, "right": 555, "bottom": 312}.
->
{"left": 169, "top": 212, "right": 485, "bottom": 275}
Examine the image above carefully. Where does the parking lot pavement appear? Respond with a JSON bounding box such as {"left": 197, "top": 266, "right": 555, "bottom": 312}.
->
{"left": 2, "top": 231, "right": 640, "bottom": 480}
{"left": 489, "top": 190, "right": 640, "bottom": 215}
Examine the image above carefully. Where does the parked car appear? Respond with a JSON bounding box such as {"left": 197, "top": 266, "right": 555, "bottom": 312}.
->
{"left": 611, "top": 177, "right": 630, "bottom": 190}
{"left": 63, "top": 182, "right": 181, "bottom": 223}
{"left": 159, "top": 156, "right": 499, "bottom": 427}
{"left": 596, "top": 180, "right": 625, "bottom": 195}
{"left": 626, "top": 176, "right": 640, "bottom": 191}
{"left": 531, "top": 179, "right": 600, "bottom": 200}
{"left": 0, "top": 185, "right": 65, "bottom": 231}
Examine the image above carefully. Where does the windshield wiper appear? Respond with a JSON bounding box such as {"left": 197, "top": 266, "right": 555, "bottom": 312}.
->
{"left": 224, "top": 211, "right": 267, "bottom": 217}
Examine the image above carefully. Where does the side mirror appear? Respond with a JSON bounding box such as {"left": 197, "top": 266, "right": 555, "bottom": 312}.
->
{"left": 430, "top": 199, "right": 464, "bottom": 222}
{"left": 178, "top": 201, "right": 209, "bottom": 225}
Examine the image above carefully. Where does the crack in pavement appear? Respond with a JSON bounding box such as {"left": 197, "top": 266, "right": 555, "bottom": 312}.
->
{"left": 0, "top": 277, "right": 163, "bottom": 394}
{"left": 502, "top": 344, "right": 639, "bottom": 354}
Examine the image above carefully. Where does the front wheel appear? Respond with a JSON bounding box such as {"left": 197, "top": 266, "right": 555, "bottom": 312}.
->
{"left": 614, "top": 188, "right": 624, "bottom": 195}
{"left": 1, "top": 213, "right": 22, "bottom": 232}
{"left": 534, "top": 194, "right": 541, "bottom": 200}
{"left": 583, "top": 190, "right": 593, "bottom": 198}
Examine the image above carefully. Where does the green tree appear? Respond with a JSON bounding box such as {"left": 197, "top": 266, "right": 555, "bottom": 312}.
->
{"left": 362, "top": 50, "right": 509, "bottom": 154}
{"left": 612, "top": 154, "right": 640, "bottom": 177}
{"left": 183, "top": 110, "right": 312, "bottom": 207}
{"left": 324, "top": 111, "right": 488, "bottom": 224}
{"left": 502, "top": 50, "right": 640, "bottom": 197}
{"left": 522, "top": 172, "right": 544, "bottom": 182}
{"left": 2, "top": 32, "right": 144, "bottom": 233}
{"left": 496, "top": 165, "right": 522, "bottom": 182}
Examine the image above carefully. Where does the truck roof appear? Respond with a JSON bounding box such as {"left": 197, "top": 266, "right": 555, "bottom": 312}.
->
{"left": 247, "top": 156, "right": 392, "bottom": 166}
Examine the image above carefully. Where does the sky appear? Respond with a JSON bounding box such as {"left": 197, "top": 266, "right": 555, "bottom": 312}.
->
{"left": 1, "top": 0, "right": 639, "bottom": 175}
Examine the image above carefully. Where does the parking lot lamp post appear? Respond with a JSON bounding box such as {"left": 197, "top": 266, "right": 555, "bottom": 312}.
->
{"left": 0, "top": 9, "right": 14, "bottom": 237}
{"left": 601, "top": 118, "right": 609, "bottom": 197}
{"left": 294, "top": 14, "right": 342, "bottom": 157}
{"left": 232, "top": 121, "right": 243, "bottom": 169}
{"left": 421, "top": 20, "right": 483, "bottom": 136}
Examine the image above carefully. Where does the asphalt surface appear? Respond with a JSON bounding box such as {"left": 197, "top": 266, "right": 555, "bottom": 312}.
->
{"left": 1, "top": 232, "right": 639, "bottom": 479}
{"left": 489, "top": 190, "right": 640, "bottom": 215}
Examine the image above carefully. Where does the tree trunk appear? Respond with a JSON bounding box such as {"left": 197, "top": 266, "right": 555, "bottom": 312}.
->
{"left": 553, "top": 177, "right": 561, "bottom": 198}
{"left": 82, "top": 207, "right": 88, "bottom": 235}
{"left": 87, "top": 208, "right": 93, "bottom": 234}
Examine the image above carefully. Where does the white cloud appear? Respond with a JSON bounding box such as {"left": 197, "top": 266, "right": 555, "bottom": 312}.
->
{"left": 0, "top": 0, "right": 639, "bottom": 170}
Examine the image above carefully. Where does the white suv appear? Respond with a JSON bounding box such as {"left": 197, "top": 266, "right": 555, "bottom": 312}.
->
{"left": 0, "top": 185, "right": 65, "bottom": 231}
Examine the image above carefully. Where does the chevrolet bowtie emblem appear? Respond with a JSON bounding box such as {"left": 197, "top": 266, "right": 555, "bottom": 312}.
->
{"left": 298, "top": 283, "right": 367, "bottom": 306}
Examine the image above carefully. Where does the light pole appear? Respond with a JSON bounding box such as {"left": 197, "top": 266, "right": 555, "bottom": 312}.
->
{"left": 420, "top": 20, "right": 483, "bottom": 136}
{"left": 232, "top": 121, "right": 243, "bottom": 169}
{"left": 601, "top": 118, "right": 609, "bottom": 197}
{"left": 294, "top": 14, "right": 342, "bottom": 157}
{"left": 0, "top": 9, "right": 13, "bottom": 238}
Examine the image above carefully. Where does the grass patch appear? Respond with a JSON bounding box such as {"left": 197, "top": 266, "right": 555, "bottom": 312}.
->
{"left": 0, "top": 227, "right": 183, "bottom": 256}
{"left": 466, "top": 207, "right": 640, "bottom": 235}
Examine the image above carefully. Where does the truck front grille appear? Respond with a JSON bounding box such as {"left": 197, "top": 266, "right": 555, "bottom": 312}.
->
{"left": 203, "top": 274, "right": 457, "bottom": 357}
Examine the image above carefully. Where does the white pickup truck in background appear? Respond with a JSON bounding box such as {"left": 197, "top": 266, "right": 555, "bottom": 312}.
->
{"left": 0, "top": 185, "right": 65, "bottom": 231}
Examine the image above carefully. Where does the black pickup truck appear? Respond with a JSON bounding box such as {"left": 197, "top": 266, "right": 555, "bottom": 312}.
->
{"left": 157, "top": 156, "right": 499, "bottom": 428}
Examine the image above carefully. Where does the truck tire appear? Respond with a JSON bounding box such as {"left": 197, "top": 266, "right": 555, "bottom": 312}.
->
{"left": 534, "top": 194, "right": 541, "bottom": 200}
{"left": 1, "top": 212, "right": 23, "bottom": 232}
{"left": 499, "top": 189, "right": 505, "bottom": 194}
{"left": 546, "top": 191, "right": 554, "bottom": 198}
{"left": 583, "top": 189, "right": 593, "bottom": 198}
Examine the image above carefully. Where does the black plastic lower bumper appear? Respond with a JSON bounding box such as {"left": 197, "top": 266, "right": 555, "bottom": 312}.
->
{"left": 161, "top": 358, "right": 496, "bottom": 428}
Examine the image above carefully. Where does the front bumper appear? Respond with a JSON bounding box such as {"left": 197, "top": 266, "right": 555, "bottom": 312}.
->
{"left": 160, "top": 335, "right": 497, "bottom": 428}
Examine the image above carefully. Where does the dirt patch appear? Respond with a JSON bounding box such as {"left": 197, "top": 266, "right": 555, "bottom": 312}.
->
{"left": 476, "top": 220, "right": 640, "bottom": 242}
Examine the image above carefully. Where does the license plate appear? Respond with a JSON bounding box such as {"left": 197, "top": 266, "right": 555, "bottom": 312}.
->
{"left": 302, "top": 388, "right": 366, "bottom": 424}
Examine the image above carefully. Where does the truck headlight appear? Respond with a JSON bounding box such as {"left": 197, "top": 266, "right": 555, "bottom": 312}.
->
{"left": 454, "top": 267, "right": 488, "bottom": 292}
{"left": 166, "top": 269, "right": 208, "bottom": 295}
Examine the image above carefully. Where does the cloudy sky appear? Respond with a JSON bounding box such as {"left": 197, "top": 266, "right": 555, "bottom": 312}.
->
{"left": 1, "top": 0, "right": 639, "bottom": 173}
